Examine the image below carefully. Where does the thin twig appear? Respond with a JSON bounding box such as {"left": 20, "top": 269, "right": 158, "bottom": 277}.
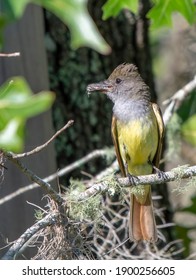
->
{"left": 12, "top": 120, "right": 74, "bottom": 158}
{"left": 0, "top": 149, "right": 112, "bottom": 206}
{"left": 163, "top": 75, "right": 196, "bottom": 124}
{"left": 0, "top": 182, "right": 39, "bottom": 206}
{"left": 0, "top": 52, "right": 20, "bottom": 57}
{"left": 4, "top": 151, "right": 63, "bottom": 204}
{"left": 1, "top": 121, "right": 75, "bottom": 205}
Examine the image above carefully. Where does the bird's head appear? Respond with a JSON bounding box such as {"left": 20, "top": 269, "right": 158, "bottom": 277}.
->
{"left": 87, "top": 63, "right": 148, "bottom": 103}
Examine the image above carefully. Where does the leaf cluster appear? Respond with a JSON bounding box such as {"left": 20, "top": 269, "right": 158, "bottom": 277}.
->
{"left": 102, "top": 0, "right": 196, "bottom": 29}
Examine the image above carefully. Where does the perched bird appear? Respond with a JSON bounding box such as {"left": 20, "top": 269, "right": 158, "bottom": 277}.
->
{"left": 87, "top": 63, "right": 164, "bottom": 242}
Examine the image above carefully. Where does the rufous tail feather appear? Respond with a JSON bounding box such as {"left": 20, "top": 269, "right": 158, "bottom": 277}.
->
{"left": 129, "top": 187, "right": 157, "bottom": 242}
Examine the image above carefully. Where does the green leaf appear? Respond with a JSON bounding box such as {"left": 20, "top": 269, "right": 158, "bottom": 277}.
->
{"left": 38, "top": 0, "right": 111, "bottom": 54}
{"left": 148, "top": 0, "right": 196, "bottom": 29}
{"left": 1, "top": 0, "right": 111, "bottom": 54}
{"left": 102, "top": 0, "right": 139, "bottom": 20}
{"left": 175, "top": 0, "right": 196, "bottom": 24}
{"left": 0, "top": 118, "right": 24, "bottom": 152}
{"left": 0, "top": 77, "right": 55, "bottom": 152}
{"left": 181, "top": 114, "right": 196, "bottom": 146}
{"left": 0, "top": 77, "right": 55, "bottom": 120}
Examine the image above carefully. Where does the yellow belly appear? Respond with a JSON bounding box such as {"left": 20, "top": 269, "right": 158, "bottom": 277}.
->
{"left": 117, "top": 113, "right": 158, "bottom": 176}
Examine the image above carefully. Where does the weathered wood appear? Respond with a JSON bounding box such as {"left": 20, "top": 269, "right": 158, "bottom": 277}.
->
{"left": 0, "top": 4, "right": 57, "bottom": 258}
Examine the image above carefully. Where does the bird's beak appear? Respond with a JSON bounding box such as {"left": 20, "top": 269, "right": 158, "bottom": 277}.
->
{"left": 87, "top": 80, "right": 113, "bottom": 95}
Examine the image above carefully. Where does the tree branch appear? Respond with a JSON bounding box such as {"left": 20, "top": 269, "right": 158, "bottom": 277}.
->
{"left": 0, "top": 52, "right": 20, "bottom": 57}
{"left": 1, "top": 212, "right": 59, "bottom": 260}
{"left": 163, "top": 75, "right": 196, "bottom": 124}
{"left": 4, "top": 151, "right": 63, "bottom": 204}
{"left": 12, "top": 120, "right": 74, "bottom": 158}
{"left": 1, "top": 120, "right": 76, "bottom": 204}
{"left": 77, "top": 165, "right": 196, "bottom": 201}
{"left": 0, "top": 149, "right": 113, "bottom": 205}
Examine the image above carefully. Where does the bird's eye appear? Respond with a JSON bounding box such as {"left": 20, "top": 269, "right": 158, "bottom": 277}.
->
{"left": 116, "top": 78, "right": 122, "bottom": 84}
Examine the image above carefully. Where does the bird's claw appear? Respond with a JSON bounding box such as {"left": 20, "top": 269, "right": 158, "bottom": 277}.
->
{"left": 153, "top": 166, "right": 167, "bottom": 180}
{"left": 128, "top": 173, "right": 139, "bottom": 186}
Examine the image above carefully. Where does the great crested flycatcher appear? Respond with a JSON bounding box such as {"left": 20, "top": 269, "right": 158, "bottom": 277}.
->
{"left": 87, "top": 63, "right": 164, "bottom": 242}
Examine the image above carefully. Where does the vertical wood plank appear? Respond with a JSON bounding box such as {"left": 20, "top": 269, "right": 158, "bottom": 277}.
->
{"left": 0, "top": 4, "right": 57, "bottom": 258}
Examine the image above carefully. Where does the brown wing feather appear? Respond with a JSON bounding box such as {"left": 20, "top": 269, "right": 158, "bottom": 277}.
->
{"left": 152, "top": 103, "right": 165, "bottom": 168}
{"left": 111, "top": 116, "right": 126, "bottom": 177}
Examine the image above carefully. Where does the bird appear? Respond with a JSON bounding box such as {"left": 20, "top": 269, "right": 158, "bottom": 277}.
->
{"left": 87, "top": 63, "right": 164, "bottom": 242}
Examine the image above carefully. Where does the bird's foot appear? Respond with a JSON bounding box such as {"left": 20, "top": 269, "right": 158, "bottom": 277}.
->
{"left": 128, "top": 173, "right": 139, "bottom": 186}
{"left": 153, "top": 166, "right": 167, "bottom": 180}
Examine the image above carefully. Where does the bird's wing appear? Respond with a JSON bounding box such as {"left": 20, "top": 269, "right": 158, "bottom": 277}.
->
{"left": 152, "top": 103, "right": 165, "bottom": 168}
{"left": 111, "top": 116, "right": 126, "bottom": 177}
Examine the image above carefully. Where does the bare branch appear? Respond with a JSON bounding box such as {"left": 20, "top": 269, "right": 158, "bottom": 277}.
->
{"left": 0, "top": 183, "right": 40, "bottom": 206}
{"left": 1, "top": 212, "right": 59, "bottom": 260}
{"left": 163, "top": 75, "right": 196, "bottom": 124}
{"left": 13, "top": 120, "right": 74, "bottom": 158}
{"left": 1, "top": 120, "right": 75, "bottom": 204}
{"left": 56, "top": 148, "right": 113, "bottom": 178}
{"left": 89, "top": 160, "right": 118, "bottom": 182}
{"left": 0, "top": 52, "right": 20, "bottom": 57}
{"left": 4, "top": 151, "right": 63, "bottom": 204}
{"left": 0, "top": 149, "right": 113, "bottom": 205}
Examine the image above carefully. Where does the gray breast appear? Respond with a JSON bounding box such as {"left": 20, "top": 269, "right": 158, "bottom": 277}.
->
{"left": 113, "top": 100, "right": 151, "bottom": 123}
